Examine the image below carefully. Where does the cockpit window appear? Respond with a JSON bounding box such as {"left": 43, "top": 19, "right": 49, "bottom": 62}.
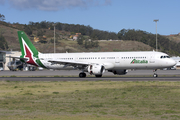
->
{"left": 160, "top": 56, "right": 170, "bottom": 58}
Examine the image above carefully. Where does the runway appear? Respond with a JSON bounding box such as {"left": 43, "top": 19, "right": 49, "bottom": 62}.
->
{"left": 0, "top": 77, "right": 180, "bottom": 81}
{"left": 0, "top": 70, "right": 180, "bottom": 81}
{"left": 0, "top": 69, "right": 180, "bottom": 76}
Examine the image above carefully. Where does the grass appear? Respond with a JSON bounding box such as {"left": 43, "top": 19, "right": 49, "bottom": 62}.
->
{"left": 1, "top": 81, "right": 180, "bottom": 120}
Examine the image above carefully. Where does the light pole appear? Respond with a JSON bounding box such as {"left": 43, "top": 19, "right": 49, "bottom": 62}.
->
{"left": 53, "top": 24, "right": 56, "bottom": 53}
{"left": 153, "top": 19, "right": 159, "bottom": 51}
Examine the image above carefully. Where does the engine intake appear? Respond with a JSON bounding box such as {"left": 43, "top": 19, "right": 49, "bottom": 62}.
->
{"left": 88, "top": 64, "right": 105, "bottom": 75}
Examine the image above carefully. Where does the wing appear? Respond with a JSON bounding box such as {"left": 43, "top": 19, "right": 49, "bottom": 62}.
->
{"left": 48, "top": 59, "right": 90, "bottom": 69}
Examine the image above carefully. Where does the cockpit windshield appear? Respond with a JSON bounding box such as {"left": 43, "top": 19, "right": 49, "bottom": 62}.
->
{"left": 160, "top": 56, "right": 170, "bottom": 58}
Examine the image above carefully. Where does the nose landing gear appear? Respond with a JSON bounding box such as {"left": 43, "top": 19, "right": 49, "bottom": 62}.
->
{"left": 153, "top": 69, "right": 158, "bottom": 78}
{"left": 153, "top": 73, "right": 158, "bottom": 77}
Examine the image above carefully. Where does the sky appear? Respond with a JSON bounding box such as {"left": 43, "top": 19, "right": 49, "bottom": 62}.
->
{"left": 0, "top": 0, "right": 180, "bottom": 35}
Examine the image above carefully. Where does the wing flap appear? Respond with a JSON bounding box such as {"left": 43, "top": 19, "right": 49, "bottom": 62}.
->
{"left": 48, "top": 59, "right": 89, "bottom": 66}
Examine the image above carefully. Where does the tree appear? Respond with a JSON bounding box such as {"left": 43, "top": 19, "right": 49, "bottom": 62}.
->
{"left": 118, "top": 29, "right": 127, "bottom": 40}
{"left": 40, "top": 21, "right": 48, "bottom": 29}
{"left": 0, "top": 35, "right": 8, "bottom": 50}
{"left": 92, "top": 40, "right": 99, "bottom": 47}
{"left": 84, "top": 39, "right": 99, "bottom": 49}
{"left": 24, "top": 25, "right": 32, "bottom": 36}
{"left": 37, "top": 30, "right": 44, "bottom": 36}
{"left": 77, "top": 35, "right": 84, "bottom": 45}
{"left": 0, "top": 14, "right": 5, "bottom": 21}
{"left": 84, "top": 40, "right": 90, "bottom": 49}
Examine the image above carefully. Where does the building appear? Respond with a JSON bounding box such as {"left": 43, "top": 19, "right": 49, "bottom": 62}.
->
{"left": 5, "top": 51, "right": 22, "bottom": 70}
{"left": 72, "top": 33, "right": 81, "bottom": 41}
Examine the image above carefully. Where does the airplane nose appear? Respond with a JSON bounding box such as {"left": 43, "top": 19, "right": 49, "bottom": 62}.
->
{"left": 170, "top": 59, "right": 176, "bottom": 66}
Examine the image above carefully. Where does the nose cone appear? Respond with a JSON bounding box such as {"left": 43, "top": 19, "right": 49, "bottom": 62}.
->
{"left": 169, "top": 59, "right": 176, "bottom": 66}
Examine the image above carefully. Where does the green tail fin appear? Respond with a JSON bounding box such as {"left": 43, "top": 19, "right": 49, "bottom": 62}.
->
{"left": 17, "top": 31, "right": 46, "bottom": 68}
{"left": 18, "top": 31, "right": 39, "bottom": 58}
{"left": 17, "top": 31, "right": 40, "bottom": 66}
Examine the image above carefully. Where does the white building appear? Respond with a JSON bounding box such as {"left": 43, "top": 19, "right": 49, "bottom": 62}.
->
{"left": 5, "top": 51, "right": 21, "bottom": 70}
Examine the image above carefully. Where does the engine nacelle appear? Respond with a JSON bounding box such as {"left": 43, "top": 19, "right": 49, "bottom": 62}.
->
{"left": 110, "top": 69, "right": 128, "bottom": 75}
{"left": 88, "top": 64, "right": 105, "bottom": 75}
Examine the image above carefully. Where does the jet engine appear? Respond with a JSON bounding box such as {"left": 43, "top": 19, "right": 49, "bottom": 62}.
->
{"left": 109, "top": 69, "right": 128, "bottom": 75}
{"left": 88, "top": 64, "right": 105, "bottom": 75}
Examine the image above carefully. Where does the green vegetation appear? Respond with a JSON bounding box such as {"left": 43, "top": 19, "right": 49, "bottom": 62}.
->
{"left": 0, "top": 35, "right": 8, "bottom": 50}
{"left": 118, "top": 29, "right": 180, "bottom": 56}
{"left": 0, "top": 13, "right": 180, "bottom": 55}
{"left": 0, "top": 13, "right": 5, "bottom": 21}
{"left": 1, "top": 81, "right": 180, "bottom": 120}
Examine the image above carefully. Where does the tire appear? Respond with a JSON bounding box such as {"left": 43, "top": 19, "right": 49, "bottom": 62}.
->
{"left": 95, "top": 75, "right": 102, "bottom": 78}
{"left": 153, "top": 73, "right": 158, "bottom": 78}
{"left": 79, "top": 72, "right": 86, "bottom": 78}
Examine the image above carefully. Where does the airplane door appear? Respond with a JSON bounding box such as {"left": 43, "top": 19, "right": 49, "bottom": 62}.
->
{"left": 115, "top": 57, "right": 120, "bottom": 63}
{"left": 115, "top": 57, "right": 120, "bottom": 68}
{"left": 75, "top": 57, "right": 78, "bottom": 61}
{"left": 150, "top": 54, "right": 155, "bottom": 63}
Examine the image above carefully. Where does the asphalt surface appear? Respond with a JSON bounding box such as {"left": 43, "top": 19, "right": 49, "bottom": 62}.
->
{"left": 0, "top": 69, "right": 180, "bottom": 76}
{"left": 0, "top": 70, "right": 180, "bottom": 81}
{"left": 0, "top": 77, "right": 180, "bottom": 81}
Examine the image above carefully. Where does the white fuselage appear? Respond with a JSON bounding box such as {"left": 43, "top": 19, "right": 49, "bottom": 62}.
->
{"left": 38, "top": 51, "right": 176, "bottom": 70}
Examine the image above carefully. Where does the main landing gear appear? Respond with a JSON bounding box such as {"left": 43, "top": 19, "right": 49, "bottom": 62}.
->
{"left": 79, "top": 72, "right": 102, "bottom": 78}
{"left": 95, "top": 75, "right": 102, "bottom": 78}
{"left": 79, "top": 72, "right": 86, "bottom": 78}
{"left": 153, "top": 69, "right": 158, "bottom": 78}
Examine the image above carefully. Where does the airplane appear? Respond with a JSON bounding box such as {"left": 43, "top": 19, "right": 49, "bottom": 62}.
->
{"left": 16, "top": 31, "right": 176, "bottom": 78}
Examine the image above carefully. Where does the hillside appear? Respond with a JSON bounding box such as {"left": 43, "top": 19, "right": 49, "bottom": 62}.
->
{"left": 166, "top": 35, "right": 180, "bottom": 43}
{"left": 0, "top": 24, "right": 19, "bottom": 50}
{"left": 0, "top": 23, "right": 153, "bottom": 53}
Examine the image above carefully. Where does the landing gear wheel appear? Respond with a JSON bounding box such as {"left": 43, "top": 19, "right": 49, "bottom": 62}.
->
{"left": 95, "top": 75, "right": 102, "bottom": 78}
{"left": 153, "top": 69, "right": 158, "bottom": 78}
{"left": 153, "top": 73, "right": 158, "bottom": 78}
{"left": 79, "top": 72, "right": 86, "bottom": 78}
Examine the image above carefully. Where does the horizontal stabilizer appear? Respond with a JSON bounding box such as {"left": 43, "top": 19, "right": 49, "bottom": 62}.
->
{"left": 6, "top": 56, "right": 28, "bottom": 61}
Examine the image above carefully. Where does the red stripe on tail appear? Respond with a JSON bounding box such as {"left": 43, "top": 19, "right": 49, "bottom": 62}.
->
{"left": 24, "top": 44, "right": 38, "bottom": 66}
